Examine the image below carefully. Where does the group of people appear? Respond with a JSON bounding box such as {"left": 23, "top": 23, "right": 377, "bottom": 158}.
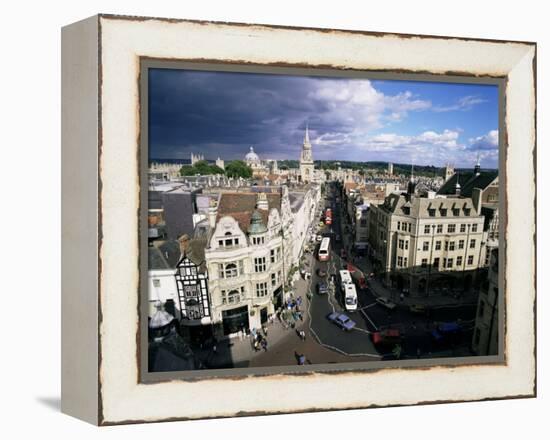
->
{"left": 277, "top": 295, "right": 305, "bottom": 329}
{"left": 250, "top": 326, "right": 268, "bottom": 352}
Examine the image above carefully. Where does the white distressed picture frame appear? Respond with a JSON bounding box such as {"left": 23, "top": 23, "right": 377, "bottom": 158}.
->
{"left": 61, "top": 14, "right": 536, "bottom": 425}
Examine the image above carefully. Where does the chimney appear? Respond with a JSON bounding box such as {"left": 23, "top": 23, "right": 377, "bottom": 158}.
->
{"left": 177, "top": 234, "right": 190, "bottom": 256}
{"left": 208, "top": 198, "right": 218, "bottom": 228}
{"left": 472, "top": 188, "right": 482, "bottom": 215}
{"left": 257, "top": 192, "right": 269, "bottom": 210}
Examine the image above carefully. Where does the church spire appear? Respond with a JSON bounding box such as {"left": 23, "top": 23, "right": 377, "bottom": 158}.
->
{"left": 304, "top": 123, "right": 311, "bottom": 146}
{"left": 474, "top": 152, "right": 481, "bottom": 175}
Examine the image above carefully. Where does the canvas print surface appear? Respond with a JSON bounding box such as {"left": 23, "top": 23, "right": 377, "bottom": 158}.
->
{"left": 145, "top": 68, "right": 500, "bottom": 373}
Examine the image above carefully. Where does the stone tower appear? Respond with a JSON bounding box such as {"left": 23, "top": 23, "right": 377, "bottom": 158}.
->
{"left": 299, "top": 124, "right": 314, "bottom": 183}
{"left": 444, "top": 163, "right": 455, "bottom": 182}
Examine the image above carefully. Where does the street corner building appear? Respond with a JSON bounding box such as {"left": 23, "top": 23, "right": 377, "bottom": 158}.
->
{"left": 147, "top": 130, "right": 322, "bottom": 352}
{"left": 367, "top": 161, "right": 499, "bottom": 297}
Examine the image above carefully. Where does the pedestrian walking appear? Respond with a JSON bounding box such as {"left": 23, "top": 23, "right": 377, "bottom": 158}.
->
{"left": 299, "top": 330, "right": 306, "bottom": 341}
{"left": 212, "top": 344, "right": 217, "bottom": 355}
{"left": 261, "top": 338, "right": 268, "bottom": 352}
{"left": 262, "top": 324, "right": 268, "bottom": 336}
{"left": 298, "top": 354, "right": 306, "bottom": 365}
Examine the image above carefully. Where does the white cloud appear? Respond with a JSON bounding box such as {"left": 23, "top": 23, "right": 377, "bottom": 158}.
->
{"left": 469, "top": 130, "right": 498, "bottom": 150}
{"left": 433, "top": 95, "right": 487, "bottom": 112}
{"left": 348, "top": 129, "right": 465, "bottom": 165}
{"left": 308, "top": 79, "right": 431, "bottom": 132}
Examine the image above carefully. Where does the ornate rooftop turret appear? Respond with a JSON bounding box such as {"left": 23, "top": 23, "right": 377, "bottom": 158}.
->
{"left": 248, "top": 210, "right": 268, "bottom": 235}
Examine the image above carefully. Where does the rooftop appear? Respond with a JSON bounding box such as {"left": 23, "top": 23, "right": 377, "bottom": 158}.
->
{"left": 216, "top": 191, "right": 282, "bottom": 234}
{"left": 438, "top": 171, "right": 498, "bottom": 197}
{"left": 380, "top": 192, "right": 480, "bottom": 219}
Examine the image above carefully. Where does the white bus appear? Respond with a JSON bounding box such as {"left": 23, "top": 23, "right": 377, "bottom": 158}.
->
{"left": 339, "top": 269, "right": 353, "bottom": 287}
{"left": 339, "top": 269, "right": 357, "bottom": 311}
{"left": 318, "top": 237, "right": 331, "bottom": 261}
{"left": 343, "top": 283, "right": 358, "bottom": 311}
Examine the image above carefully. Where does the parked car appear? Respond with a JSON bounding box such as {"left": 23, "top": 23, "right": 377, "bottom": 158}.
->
{"left": 316, "top": 234, "right": 323, "bottom": 242}
{"left": 317, "top": 268, "right": 328, "bottom": 277}
{"left": 317, "top": 282, "right": 329, "bottom": 295}
{"left": 375, "top": 297, "right": 397, "bottom": 310}
{"left": 409, "top": 304, "right": 430, "bottom": 315}
{"left": 371, "top": 328, "right": 402, "bottom": 346}
{"left": 335, "top": 234, "right": 341, "bottom": 242}
{"left": 431, "top": 322, "right": 462, "bottom": 343}
{"left": 327, "top": 312, "right": 357, "bottom": 331}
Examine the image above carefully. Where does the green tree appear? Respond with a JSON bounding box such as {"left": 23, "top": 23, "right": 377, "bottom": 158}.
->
{"left": 179, "top": 160, "right": 224, "bottom": 176}
{"left": 225, "top": 160, "right": 253, "bottom": 178}
{"left": 179, "top": 165, "right": 196, "bottom": 176}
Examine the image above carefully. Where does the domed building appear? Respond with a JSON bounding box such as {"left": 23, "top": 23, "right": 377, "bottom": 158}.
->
{"left": 245, "top": 146, "right": 261, "bottom": 166}
{"left": 245, "top": 146, "right": 269, "bottom": 176}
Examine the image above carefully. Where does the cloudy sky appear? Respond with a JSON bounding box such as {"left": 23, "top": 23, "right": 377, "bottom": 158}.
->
{"left": 148, "top": 68, "right": 499, "bottom": 168}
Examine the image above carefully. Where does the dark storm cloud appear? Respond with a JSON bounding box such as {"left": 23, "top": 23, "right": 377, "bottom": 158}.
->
{"left": 147, "top": 68, "right": 497, "bottom": 167}
{"left": 149, "top": 69, "right": 321, "bottom": 160}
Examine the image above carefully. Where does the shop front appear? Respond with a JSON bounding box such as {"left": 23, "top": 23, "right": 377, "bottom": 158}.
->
{"left": 222, "top": 305, "right": 249, "bottom": 336}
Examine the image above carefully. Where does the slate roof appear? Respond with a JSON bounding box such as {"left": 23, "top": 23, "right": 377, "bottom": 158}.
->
{"left": 148, "top": 238, "right": 207, "bottom": 271}
{"left": 216, "top": 191, "right": 281, "bottom": 234}
{"left": 380, "top": 193, "right": 480, "bottom": 219}
{"left": 438, "top": 171, "right": 498, "bottom": 197}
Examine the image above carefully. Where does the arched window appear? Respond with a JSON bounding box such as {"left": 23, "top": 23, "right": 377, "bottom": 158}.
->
{"left": 224, "top": 263, "right": 238, "bottom": 278}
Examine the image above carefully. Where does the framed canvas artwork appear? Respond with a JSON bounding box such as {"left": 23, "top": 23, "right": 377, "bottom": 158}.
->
{"left": 61, "top": 14, "right": 536, "bottom": 425}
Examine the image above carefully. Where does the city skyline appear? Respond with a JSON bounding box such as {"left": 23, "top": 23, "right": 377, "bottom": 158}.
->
{"left": 149, "top": 69, "right": 499, "bottom": 168}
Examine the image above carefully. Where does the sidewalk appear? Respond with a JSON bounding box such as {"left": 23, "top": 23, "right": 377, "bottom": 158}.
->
{"left": 200, "top": 276, "right": 314, "bottom": 369}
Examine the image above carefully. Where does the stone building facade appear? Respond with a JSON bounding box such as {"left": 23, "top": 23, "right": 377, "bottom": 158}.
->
{"left": 368, "top": 182, "right": 487, "bottom": 296}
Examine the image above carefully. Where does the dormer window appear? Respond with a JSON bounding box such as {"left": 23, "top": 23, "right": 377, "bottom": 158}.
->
{"left": 220, "top": 231, "right": 239, "bottom": 247}
{"left": 440, "top": 208, "right": 447, "bottom": 217}
{"left": 403, "top": 207, "right": 410, "bottom": 215}
{"left": 464, "top": 208, "right": 471, "bottom": 216}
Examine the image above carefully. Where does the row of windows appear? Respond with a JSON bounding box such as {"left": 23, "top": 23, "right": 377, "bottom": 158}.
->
{"left": 423, "top": 223, "right": 478, "bottom": 234}
{"left": 422, "top": 239, "right": 477, "bottom": 252}
{"left": 418, "top": 255, "right": 475, "bottom": 268}
{"left": 217, "top": 249, "right": 282, "bottom": 278}
{"left": 218, "top": 261, "right": 245, "bottom": 279}
{"left": 254, "top": 257, "right": 267, "bottom": 273}
{"left": 252, "top": 236, "right": 265, "bottom": 245}
{"left": 221, "top": 286, "right": 246, "bottom": 305}
{"left": 397, "top": 221, "right": 412, "bottom": 233}
{"left": 216, "top": 233, "right": 268, "bottom": 247}
{"left": 220, "top": 273, "right": 282, "bottom": 304}
{"left": 427, "top": 207, "right": 471, "bottom": 217}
